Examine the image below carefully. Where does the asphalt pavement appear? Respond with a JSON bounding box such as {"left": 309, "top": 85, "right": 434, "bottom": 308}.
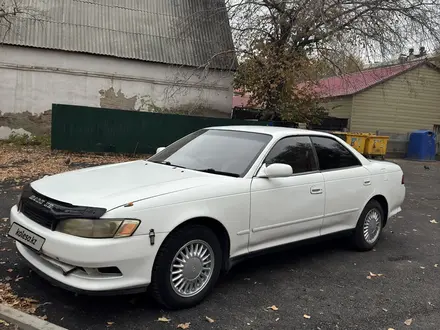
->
{"left": 1, "top": 159, "right": 439, "bottom": 330}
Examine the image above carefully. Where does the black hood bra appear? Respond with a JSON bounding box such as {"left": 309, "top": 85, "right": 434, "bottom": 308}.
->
{"left": 18, "top": 184, "right": 107, "bottom": 231}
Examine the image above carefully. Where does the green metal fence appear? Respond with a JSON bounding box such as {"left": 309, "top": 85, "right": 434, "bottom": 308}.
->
{"left": 51, "top": 104, "right": 269, "bottom": 154}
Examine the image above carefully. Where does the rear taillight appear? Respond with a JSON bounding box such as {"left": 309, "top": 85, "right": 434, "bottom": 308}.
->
{"left": 401, "top": 174, "right": 405, "bottom": 184}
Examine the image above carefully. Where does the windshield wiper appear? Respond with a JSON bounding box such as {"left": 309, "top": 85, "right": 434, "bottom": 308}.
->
{"left": 149, "top": 160, "right": 187, "bottom": 169}
{"left": 195, "top": 168, "right": 240, "bottom": 178}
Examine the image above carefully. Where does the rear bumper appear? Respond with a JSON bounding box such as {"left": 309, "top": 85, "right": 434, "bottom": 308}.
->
{"left": 10, "top": 205, "right": 167, "bottom": 294}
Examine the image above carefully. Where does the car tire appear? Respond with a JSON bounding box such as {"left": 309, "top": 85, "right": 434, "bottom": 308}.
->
{"left": 150, "top": 224, "right": 223, "bottom": 309}
{"left": 353, "top": 200, "right": 384, "bottom": 251}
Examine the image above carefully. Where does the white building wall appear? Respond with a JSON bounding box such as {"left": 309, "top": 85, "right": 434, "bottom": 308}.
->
{"left": 0, "top": 45, "right": 234, "bottom": 116}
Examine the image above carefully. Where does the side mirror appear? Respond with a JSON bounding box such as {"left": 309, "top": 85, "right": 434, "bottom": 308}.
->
{"left": 258, "top": 163, "right": 293, "bottom": 178}
{"left": 156, "top": 147, "right": 166, "bottom": 154}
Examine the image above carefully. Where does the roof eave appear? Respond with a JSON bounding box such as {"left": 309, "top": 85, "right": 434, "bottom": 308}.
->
{"left": 319, "top": 60, "right": 435, "bottom": 99}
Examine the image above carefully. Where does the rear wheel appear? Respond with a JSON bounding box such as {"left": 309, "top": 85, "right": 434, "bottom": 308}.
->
{"left": 150, "top": 224, "right": 222, "bottom": 309}
{"left": 353, "top": 200, "right": 384, "bottom": 251}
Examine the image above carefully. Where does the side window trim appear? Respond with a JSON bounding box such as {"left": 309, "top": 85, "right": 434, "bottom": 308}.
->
{"left": 309, "top": 135, "right": 321, "bottom": 171}
{"left": 260, "top": 135, "right": 318, "bottom": 176}
{"left": 309, "top": 135, "right": 362, "bottom": 172}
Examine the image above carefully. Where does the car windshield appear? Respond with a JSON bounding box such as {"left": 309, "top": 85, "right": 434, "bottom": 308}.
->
{"left": 148, "top": 129, "right": 272, "bottom": 177}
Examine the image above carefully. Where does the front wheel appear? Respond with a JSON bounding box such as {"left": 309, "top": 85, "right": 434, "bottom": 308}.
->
{"left": 150, "top": 224, "right": 222, "bottom": 309}
{"left": 352, "top": 200, "right": 384, "bottom": 251}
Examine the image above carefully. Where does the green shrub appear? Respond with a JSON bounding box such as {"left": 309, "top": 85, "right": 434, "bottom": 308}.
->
{"left": 6, "top": 133, "right": 51, "bottom": 147}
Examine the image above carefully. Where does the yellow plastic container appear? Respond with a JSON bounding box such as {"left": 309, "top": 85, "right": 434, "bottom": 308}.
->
{"left": 345, "top": 133, "right": 370, "bottom": 154}
{"left": 365, "top": 136, "right": 390, "bottom": 158}
{"left": 331, "top": 131, "right": 348, "bottom": 140}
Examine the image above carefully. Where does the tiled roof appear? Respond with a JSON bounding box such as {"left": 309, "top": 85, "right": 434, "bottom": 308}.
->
{"left": 0, "top": 0, "right": 237, "bottom": 70}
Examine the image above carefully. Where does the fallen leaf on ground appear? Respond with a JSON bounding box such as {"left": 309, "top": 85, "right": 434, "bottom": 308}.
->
{"left": 382, "top": 308, "right": 388, "bottom": 312}
{"left": 0, "top": 145, "right": 140, "bottom": 182}
{"left": 404, "top": 318, "right": 413, "bottom": 326}
{"left": 367, "top": 272, "right": 383, "bottom": 279}
{"left": 303, "top": 314, "right": 311, "bottom": 319}
{"left": 0, "top": 319, "right": 10, "bottom": 326}
{"left": 420, "top": 266, "right": 426, "bottom": 269}
{"left": 177, "top": 323, "right": 190, "bottom": 329}
{"left": 435, "top": 264, "right": 438, "bottom": 268}
{"left": 40, "top": 315, "right": 48, "bottom": 320}
{"left": 275, "top": 318, "right": 280, "bottom": 321}
{"left": 7, "top": 269, "right": 13, "bottom": 273}
{"left": 205, "top": 316, "right": 215, "bottom": 323}
{"left": 268, "top": 305, "right": 279, "bottom": 311}
{"left": 388, "top": 328, "right": 395, "bottom": 330}
{"left": 15, "top": 277, "right": 24, "bottom": 282}
{"left": 107, "top": 322, "right": 114, "bottom": 326}
{"left": 1, "top": 218, "right": 8, "bottom": 222}
{"left": 0, "top": 283, "right": 39, "bottom": 314}
{"left": 157, "top": 317, "right": 171, "bottom": 322}
{"left": 430, "top": 219, "right": 438, "bottom": 224}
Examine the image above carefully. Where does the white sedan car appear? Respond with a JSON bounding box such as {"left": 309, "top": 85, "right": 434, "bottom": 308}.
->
{"left": 9, "top": 126, "right": 405, "bottom": 309}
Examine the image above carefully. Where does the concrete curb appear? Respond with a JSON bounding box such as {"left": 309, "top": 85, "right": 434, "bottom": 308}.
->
{"left": 0, "top": 304, "right": 67, "bottom": 330}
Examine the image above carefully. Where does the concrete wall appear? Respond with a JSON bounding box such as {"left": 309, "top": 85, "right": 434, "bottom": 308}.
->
{"left": 0, "top": 45, "right": 234, "bottom": 136}
{"left": 350, "top": 65, "right": 440, "bottom": 133}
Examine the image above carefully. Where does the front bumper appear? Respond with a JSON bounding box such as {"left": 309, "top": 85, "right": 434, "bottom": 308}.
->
{"left": 10, "top": 205, "right": 167, "bottom": 294}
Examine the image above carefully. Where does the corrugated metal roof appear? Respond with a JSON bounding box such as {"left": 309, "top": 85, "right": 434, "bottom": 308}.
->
{"left": 1, "top": 0, "right": 237, "bottom": 70}
{"left": 232, "top": 61, "right": 440, "bottom": 106}
{"left": 311, "top": 61, "right": 429, "bottom": 98}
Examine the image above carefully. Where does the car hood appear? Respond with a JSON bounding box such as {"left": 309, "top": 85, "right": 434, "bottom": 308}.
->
{"left": 30, "top": 160, "right": 229, "bottom": 210}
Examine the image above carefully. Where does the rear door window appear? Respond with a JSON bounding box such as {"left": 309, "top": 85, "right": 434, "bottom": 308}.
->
{"left": 310, "top": 136, "right": 361, "bottom": 171}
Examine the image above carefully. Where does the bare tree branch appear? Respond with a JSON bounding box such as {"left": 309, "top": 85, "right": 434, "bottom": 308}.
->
{"left": 0, "top": 0, "right": 46, "bottom": 41}
{"left": 222, "top": 0, "right": 440, "bottom": 121}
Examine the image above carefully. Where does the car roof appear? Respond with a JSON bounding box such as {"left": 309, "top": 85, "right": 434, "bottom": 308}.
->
{"left": 206, "top": 125, "right": 332, "bottom": 138}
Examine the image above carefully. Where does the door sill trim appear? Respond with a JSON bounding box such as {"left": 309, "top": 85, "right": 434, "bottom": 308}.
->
{"left": 252, "top": 214, "right": 323, "bottom": 233}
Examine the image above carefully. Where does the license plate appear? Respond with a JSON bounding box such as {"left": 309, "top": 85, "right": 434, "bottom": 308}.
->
{"left": 8, "top": 223, "right": 45, "bottom": 251}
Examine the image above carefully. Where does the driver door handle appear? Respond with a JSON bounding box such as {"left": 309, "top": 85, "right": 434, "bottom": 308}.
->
{"left": 310, "top": 187, "right": 323, "bottom": 194}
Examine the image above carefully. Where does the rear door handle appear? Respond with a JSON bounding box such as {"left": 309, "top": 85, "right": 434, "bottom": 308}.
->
{"left": 310, "top": 187, "right": 323, "bottom": 194}
{"left": 364, "top": 179, "right": 371, "bottom": 186}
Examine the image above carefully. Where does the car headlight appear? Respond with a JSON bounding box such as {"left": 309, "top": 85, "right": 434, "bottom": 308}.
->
{"left": 56, "top": 219, "right": 140, "bottom": 238}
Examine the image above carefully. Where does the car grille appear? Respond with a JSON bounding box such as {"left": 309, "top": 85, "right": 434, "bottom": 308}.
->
{"left": 18, "top": 186, "right": 107, "bottom": 231}
{"left": 21, "top": 198, "right": 58, "bottom": 230}
{"left": 20, "top": 191, "right": 69, "bottom": 230}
